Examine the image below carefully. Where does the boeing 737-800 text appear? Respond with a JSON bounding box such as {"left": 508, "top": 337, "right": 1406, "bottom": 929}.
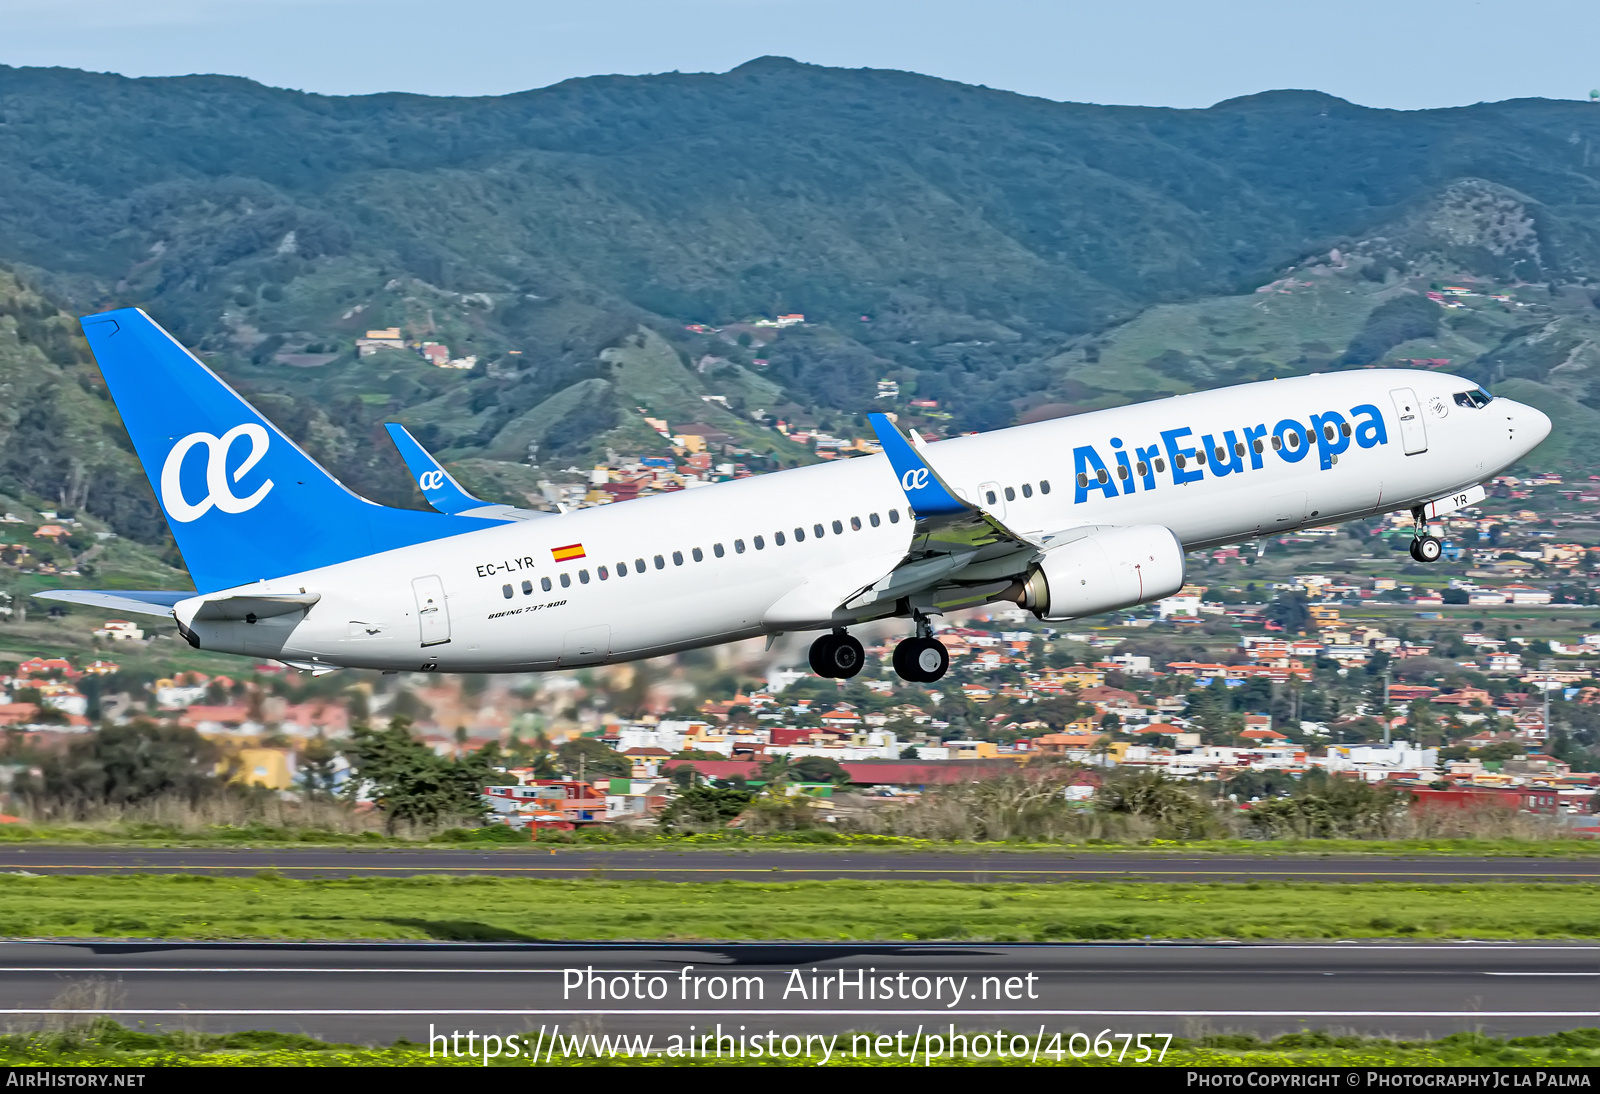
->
{"left": 38, "top": 309, "right": 1551, "bottom": 682}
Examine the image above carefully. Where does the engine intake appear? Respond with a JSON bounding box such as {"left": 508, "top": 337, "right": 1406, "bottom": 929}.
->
{"left": 1011, "top": 525, "right": 1185, "bottom": 621}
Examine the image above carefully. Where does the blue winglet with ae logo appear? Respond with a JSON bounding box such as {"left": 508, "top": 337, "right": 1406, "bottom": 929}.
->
{"left": 868, "top": 412, "right": 970, "bottom": 518}
{"left": 384, "top": 423, "right": 486, "bottom": 515}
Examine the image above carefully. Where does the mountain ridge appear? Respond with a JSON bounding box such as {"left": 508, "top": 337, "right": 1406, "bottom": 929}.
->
{"left": 0, "top": 59, "right": 1598, "bottom": 546}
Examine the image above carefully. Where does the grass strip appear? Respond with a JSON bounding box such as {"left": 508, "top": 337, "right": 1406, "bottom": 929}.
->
{"left": 1, "top": 875, "right": 1598, "bottom": 940}
{"left": 3, "top": 1024, "right": 1600, "bottom": 1067}
{"left": 2, "top": 825, "right": 1600, "bottom": 857}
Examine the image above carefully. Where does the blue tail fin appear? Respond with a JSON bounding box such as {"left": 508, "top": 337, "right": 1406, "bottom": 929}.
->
{"left": 384, "top": 423, "right": 487, "bottom": 515}
{"left": 81, "top": 308, "right": 500, "bottom": 592}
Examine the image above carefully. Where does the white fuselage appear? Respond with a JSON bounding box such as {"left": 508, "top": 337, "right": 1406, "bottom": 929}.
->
{"left": 177, "top": 370, "right": 1549, "bottom": 672}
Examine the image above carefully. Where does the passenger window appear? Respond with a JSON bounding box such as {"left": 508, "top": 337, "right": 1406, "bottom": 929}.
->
{"left": 1234, "top": 443, "right": 1245, "bottom": 457}
{"left": 541, "top": 577, "right": 552, "bottom": 592}
{"left": 1287, "top": 433, "right": 1299, "bottom": 449}
{"left": 755, "top": 535, "right": 766, "bottom": 549}
{"left": 1149, "top": 462, "right": 1162, "bottom": 475}
{"left": 617, "top": 562, "right": 628, "bottom": 576}
{"left": 869, "top": 513, "right": 881, "bottom": 527}
{"left": 521, "top": 580, "right": 533, "bottom": 595}
{"left": 560, "top": 573, "right": 571, "bottom": 588}
{"left": 1174, "top": 455, "right": 1186, "bottom": 469}
{"left": 814, "top": 523, "right": 825, "bottom": 537}
{"left": 579, "top": 569, "right": 590, "bottom": 584}
{"left": 1323, "top": 424, "right": 1335, "bottom": 441}
{"left": 1195, "top": 449, "right": 1206, "bottom": 465}
{"left": 985, "top": 490, "right": 997, "bottom": 504}
{"left": 672, "top": 551, "right": 684, "bottom": 566}
{"left": 1095, "top": 468, "right": 1109, "bottom": 483}
{"left": 1254, "top": 439, "right": 1265, "bottom": 454}
{"left": 1116, "top": 465, "right": 1128, "bottom": 480}
{"left": 1040, "top": 480, "right": 1052, "bottom": 493}
{"left": 831, "top": 520, "right": 842, "bottom": 535}
{"left": 850, "top": 516, "right": 861, "bottom": 531}
{"left": 889, "top": 509, "right": 901, "bottom": 523}
{"left": 775, "top": 531, "right": 786, "bottom": 545}
{"left": 795, "top": 527, "right": 805, "bottom": 542}
{"left": 598, "top": 566, "right": 609, "bottom": 580}
{"left": 1341, "top": 422, "right": 1353, "bottom": 436}
{"left": 1004, "top": 486, "right": 1015, "bottom": 501}
{"left": 636, "top": 557, "right": 646, "bottom": 572}
{"left": 502, "top": 584, "right": 513, "bottom": 599}
{"left": 714, "top": 543, "right": 725, "bottom": 558}
{"left": 1021, "top": 484, "right": 1032, "bottom": 498}
{"left": 654, "top": 554, "right": 665, "bottom": 569}
{"left": 692, "top": 547, "right": 703, "bottom": 562}
{"left": 1135, "top": 461, "right": 1147, "bottom": 476}
{"left": 1077, "top": 473, "right": 1089, "bottom": 487}
{"left": 1214, "top": 446, "right": 1226, "bottom": 461}
{"left": 1271, "top": 435, "right": 1282, "bottom": 450}
{"left": 735, "top": 539, "right": 746, "bottom": 553}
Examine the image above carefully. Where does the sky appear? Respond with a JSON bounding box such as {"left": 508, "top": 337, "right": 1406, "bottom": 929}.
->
{"left": 2, "top": 0, "right": 1599, "bottom": 110}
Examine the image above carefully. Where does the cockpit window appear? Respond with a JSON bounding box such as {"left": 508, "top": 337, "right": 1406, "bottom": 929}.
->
{"left": 1453, "top": 387, "right": 1494, "bottom": 409}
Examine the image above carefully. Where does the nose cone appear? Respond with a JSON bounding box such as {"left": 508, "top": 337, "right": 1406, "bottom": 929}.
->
{"left": 1500, "top": 399, "right": 1552, "bottom": 460}
{"left": 1521, "top": 402, "right": 1553, "bottom": 449}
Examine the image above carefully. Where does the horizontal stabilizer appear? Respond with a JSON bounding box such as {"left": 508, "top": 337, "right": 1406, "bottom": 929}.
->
{"left": 33, "top": 589, "right": 190, "bottom": 619}
{"left": 185, "top": 592, "right": 321, "bottom": 622}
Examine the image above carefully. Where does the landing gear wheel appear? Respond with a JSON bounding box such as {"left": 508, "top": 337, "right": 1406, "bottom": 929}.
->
{"left": 809, "top": 631, "right": 864, "bottom": 678}
{"left": 894, "top": 637, "right": 949, "bottom": 682}
{"left": 1410, "top": 535, "right": 1442, "bottom": 563}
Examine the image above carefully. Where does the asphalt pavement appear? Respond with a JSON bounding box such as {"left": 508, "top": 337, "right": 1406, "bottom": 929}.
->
{"left": 0, "top": 846, "right": 1598, "bottom": 882}
{"left": 1, "top": 941, "right": 1595, "bottom": 1047}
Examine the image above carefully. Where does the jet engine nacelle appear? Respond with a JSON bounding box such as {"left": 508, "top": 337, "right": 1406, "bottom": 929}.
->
{"left": 1013, "top": 525, "right": 1186, "bottom": 621}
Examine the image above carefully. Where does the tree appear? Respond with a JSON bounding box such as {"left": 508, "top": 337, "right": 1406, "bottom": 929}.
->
{"left": 555, "top": 737, "right": 630, "bottom": 780}
{"left": 342, "top": 718, "right": 499, "bottom": 832}
{"left": 1265, "top": 590, "right": 1311, "bottom": 634}
{"left": 297, "top": 735, "right": 340, "bottom": 798}
{"left": 1098, "top": 770, "right": 1217, "bottom": 839}
{"left": 788, "top": 755, "right": 850, "bottom": 785}
{"left": 660, "top": 785, "right": 753, "bottom": 829}
{"left": 15, "top": 719, "right": 229, "bottom": 815}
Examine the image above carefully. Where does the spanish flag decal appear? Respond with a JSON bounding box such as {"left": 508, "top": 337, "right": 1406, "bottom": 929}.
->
{"left": 551, "top": 543, "right": 586, "bottom": 562}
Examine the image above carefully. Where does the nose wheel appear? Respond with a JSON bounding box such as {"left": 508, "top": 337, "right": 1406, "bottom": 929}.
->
{"left": 809, "top": 630, "right": 864, "bottom": 678}
{"left": 1410, "top": 535, "right": 1442, "bottom": 563}
{"left": 893, "top": 636, "right": 949, "bottom": 682}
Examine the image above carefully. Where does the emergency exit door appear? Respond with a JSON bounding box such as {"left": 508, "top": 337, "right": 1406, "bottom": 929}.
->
{"left": 1389, "top": 388, "right": 1428, "bottom": 454}
{"left": 411, "top": 575, "right": 451, "bottom": 647}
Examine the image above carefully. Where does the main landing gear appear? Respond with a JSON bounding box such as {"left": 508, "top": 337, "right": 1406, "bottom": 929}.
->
{"left": 1408, "top": 505, "right": 1442, "bottom": 563}
{"left": 892, "top": 613, "right": 949, "bottom": 683}
{"left": 810, "top": 629, "right": 865, "bottom": 678}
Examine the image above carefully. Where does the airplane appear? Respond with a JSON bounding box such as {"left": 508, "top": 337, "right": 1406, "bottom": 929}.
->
{"left": 37, "top": 308, "right": 1550, "bottom": 682}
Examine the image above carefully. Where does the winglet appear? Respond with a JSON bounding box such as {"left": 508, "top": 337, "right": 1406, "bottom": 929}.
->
{"left": 867, "top": 413, "right": 970, "bottom": 518}
{"left": 384, "top": 423, "right": 487, "bottom": 515}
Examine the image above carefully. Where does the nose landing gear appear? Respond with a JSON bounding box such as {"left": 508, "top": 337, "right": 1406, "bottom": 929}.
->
{"left": 1408, "top": 504, "right": 1443, "bottom": 562}
{"left": 809, "top": 629, "right": 865, "bottom": 678}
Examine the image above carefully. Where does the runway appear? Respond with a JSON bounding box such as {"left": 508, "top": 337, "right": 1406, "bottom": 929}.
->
{"left": 0, "top": 847, "right": 1597, "bottom": 882}
{"left": 2, "top": 941, "right": 1596, "bottom": 1046}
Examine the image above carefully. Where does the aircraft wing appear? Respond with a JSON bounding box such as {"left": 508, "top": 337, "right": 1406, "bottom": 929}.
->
{"left": 33, "top": 589, "right": 191, "bottom": 619}
{"left": 384, "top": 423, "right": 549, "bottom": 522}
{"left": 837, "top": 414, "right": 1045, "bottom": 614}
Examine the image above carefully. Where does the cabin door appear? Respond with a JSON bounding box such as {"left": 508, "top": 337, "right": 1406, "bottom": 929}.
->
{"left": 1389, "top": 388, "right": 1429, "bottom": 454}
{"left": 411, "top": 575, "right": 451, "bottom": 647}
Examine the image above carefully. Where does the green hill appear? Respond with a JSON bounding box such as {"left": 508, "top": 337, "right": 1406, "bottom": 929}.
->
{"left": 1, "top": 59, "right": 1599, "bottom": 525}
